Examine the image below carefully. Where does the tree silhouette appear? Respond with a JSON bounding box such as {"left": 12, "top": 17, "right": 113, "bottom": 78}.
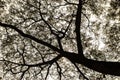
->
{"left": 0, "top": 0, "right": 120, "bottom": 80}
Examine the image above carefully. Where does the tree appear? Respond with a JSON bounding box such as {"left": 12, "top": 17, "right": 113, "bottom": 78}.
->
{"left": 0, "top": 0, "right": 120, "bottom": 80}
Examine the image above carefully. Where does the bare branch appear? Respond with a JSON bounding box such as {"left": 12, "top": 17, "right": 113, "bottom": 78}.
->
{"left": 45, "top": 64, "right": 52, "bottom": 80}
{"left": 0, "top": 22, "right": 63, "bottom": 54}
{"left": 19, "top": 67, "right": 30, "bottom": 80}
{"left": 56, "top": 62, "right": 62, "bottom": 80}
{"left": 75, "top": 0, "right": 84, "bottom": 57}
{"left": 64, "top": 0, "right": 78, "bottom": 5}
{"left": 73, "top": 63, "right": 89, "bottom": 80}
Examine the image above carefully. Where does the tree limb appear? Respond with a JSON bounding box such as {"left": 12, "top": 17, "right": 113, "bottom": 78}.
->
{"left": 0, "top": 22, "right": 63, "bottom": 54}
{"left": 75, "top": 0, "right": 84, "bottom": 57}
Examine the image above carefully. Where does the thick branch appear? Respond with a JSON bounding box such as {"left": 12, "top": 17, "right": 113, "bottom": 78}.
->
{"left": 75, "top": 0, "right": 84, "bottom": 57}
{"left": 63, "top": 53, "right": 120, "bottom": 76}
{"left": 82, "top": 58, "right": 120, "bottom": 76}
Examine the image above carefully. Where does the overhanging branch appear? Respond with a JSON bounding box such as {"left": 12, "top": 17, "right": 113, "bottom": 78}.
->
{"left": 0, "top": 22, "right": 63, "bottom": 54}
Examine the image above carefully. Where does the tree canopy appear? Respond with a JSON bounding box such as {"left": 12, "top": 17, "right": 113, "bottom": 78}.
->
{"left": 0, "top": 0, "right": 120, "bottom": 80}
